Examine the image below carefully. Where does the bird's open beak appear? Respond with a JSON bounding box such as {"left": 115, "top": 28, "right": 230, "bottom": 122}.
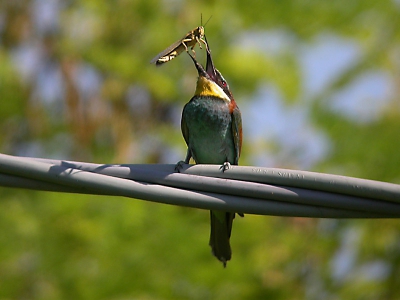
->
{"left": 187, "top": 51, "right": 209, "bottom": 79}
{"left": 204, "top": 36, "right": 218, "bottom": 82}
{"left": 187, "top": 36, "right": 220, "bottom": 88}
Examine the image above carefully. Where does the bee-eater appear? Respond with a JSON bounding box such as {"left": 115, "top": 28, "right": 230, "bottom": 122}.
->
{"left": 180, "top": 44, "right": 242, "bottom": 267}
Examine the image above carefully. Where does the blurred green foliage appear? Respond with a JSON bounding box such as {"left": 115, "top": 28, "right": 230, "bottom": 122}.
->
{"left": 1, "top": 0, "right": 400, "bottom": 299}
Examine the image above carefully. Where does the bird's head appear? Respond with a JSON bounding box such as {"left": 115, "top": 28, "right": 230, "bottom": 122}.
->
{"left": 204, "top": 40, "right": 235, "bottom": 102}
{"left": 188, "top": 44, "right": 231, "bottom": 103}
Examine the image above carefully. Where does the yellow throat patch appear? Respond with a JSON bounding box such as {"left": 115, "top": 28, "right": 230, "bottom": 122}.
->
{"left": 195, "top": 76, "right": 230, "bottom": 103}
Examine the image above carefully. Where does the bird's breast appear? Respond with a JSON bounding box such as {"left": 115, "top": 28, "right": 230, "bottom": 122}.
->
{"left": 182, "top": 96, "right": 236, "bottom": 164}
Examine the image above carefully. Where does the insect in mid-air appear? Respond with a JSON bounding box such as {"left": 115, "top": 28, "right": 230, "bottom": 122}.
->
{"left": 150, "top": 16, "right": 211, "bottom": 66}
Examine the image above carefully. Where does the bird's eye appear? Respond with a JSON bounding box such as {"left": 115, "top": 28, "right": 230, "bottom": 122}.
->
{"left": 221, "top": 80, "right": 227, "bottom": 87}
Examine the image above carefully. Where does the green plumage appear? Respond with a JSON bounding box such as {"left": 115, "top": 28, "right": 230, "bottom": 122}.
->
{"left": 180, "top": 46, "right": 242, "bottom": 267}
{"left": 182, "top": 95, "right": 240, "bottom": 267}
{"left": 182, "top": 96, "right": 236, "bottom": 165}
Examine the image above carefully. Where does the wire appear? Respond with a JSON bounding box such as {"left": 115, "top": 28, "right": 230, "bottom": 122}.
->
{"left": 0, "top": 153, "right": 399, "bottom": 218}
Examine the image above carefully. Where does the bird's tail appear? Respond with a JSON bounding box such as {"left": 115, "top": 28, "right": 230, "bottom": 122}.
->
{"left": 209, "top": 210, "right": 236, "bottom": 267}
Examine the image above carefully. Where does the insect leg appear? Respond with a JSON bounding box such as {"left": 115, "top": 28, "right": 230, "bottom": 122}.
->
{"left": 199, "top": 37, "right": 207, "bottom": 48}
{"left": 181, "top": 38, "right": 192, "bottom": 52}
{"left": 195, "top": 36, "right": 203, "bottom": 49}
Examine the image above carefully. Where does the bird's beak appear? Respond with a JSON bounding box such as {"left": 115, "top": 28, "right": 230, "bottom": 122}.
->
{"left": 187, "top": 35, "right": 218, "bottom": 83}
{"left": 205, "top": 36, "right": 218, "bottom": 82}
{"left": 187, "top": 52, "right": 209, "bottom": 79}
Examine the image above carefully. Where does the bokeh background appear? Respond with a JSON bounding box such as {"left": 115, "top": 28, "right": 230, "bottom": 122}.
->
{"left": 1, "top": 1, "right": 400, "bottom": 299}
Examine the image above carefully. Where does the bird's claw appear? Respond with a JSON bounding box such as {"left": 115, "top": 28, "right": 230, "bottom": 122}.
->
{"left": 220, "top": 162, "right": 231, "bottom": 172}
{"left": 175, "top": 160, "right": 187, "bottom": 173}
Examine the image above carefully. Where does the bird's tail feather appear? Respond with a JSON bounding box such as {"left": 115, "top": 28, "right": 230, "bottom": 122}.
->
{"left": 209, "top": 210, "right": 235, "bottom": 267}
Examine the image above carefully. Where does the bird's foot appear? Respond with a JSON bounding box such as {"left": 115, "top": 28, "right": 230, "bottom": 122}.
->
{"left": 175, "top": 160, "right": 187, "bottom": 173}
{"left": 220, "top": 162, "right": 231, "bottom": 172}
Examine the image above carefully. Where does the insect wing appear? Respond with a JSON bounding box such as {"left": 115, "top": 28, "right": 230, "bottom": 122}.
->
{"left": 150, "top": 30, "right": 193, "bottom": 65}
{"left": 150, "top": 41, "right": 184, "bottom": 65}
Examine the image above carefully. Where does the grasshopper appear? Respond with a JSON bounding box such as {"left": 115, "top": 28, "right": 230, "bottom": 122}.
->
{"left": 150, "top": 17, "right": 211, "bottom": 66}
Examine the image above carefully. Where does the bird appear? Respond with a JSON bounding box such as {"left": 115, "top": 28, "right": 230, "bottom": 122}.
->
{"left": 179, "top": 41, "right": 242, "bottom": 267}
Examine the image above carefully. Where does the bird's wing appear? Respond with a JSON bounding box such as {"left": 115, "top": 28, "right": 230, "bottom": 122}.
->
{"left": 231, "top": 105, "right": 242, "bottom": 165}
{"left": 181, "top": 104, "right": 194, "bottom": 164}
{"left": 181, "top": 104, "right": 190, "bottom": 146}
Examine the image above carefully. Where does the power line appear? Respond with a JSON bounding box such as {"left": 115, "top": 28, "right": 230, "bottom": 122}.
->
{"left": 0, "top": 153, "right": 399, "bottom": 218}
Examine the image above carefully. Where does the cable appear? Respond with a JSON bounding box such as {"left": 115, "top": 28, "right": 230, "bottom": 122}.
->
{"left": 0, "top": 153, "right": 399, "bottom": 218}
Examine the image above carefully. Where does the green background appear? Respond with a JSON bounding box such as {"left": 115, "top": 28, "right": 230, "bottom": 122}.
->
{"left": 1, "top": 1, "right": 400, "bottom": 299}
